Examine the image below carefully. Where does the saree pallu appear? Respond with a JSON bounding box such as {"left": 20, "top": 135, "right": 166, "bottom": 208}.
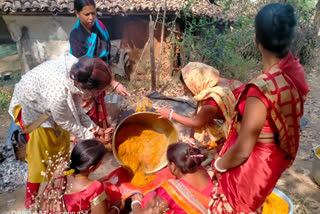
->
{"left": 153, "top": 177, "right": 213, "bottom": 214}
{"left": 237, "top": 51, "right": 309, "bottom": 164}
{"left": 70, "top": 18, "right": 111, "bottom": 63}
{"left": 209, "top": 184, "right": 263, "bottom": 214}
{"left": 100, "top": 166, "right": 175, "bottom": 200}
{"left": 82, "top": 91, "right": 109, "bottom": 129}
{"left": 64, "top": 181, "right": 107, "bottom": 213}
{"left": 211, "top": 129, "right": 290, "bottom": 213}
{"left": 13, "top": 105, "right": 70, "bottom": 183}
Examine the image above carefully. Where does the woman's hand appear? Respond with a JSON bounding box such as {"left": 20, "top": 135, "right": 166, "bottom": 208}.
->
{"left": 102, "top": 127, "right": 114, "bottom": 150}
{"left": 156, "top": 108, "right": 172, "bottom": 119}
{"left": 113, "top": 81, "right": 130, "bottom": 96}
{"left": 109, "top": 199, "right": 123, "bottom": 214}
{"left": 92, "top": 127, "right": 114, "bottom": 149}
{"left": 184, "top": 137, "right": 196, "bottom": 147}
{"left": 104, "top": 127, "right": 114, "bottom": 142}
{"left": 132, "top": 192, "right": 143, "bottom": 201}
{"left": 130, "top": 192, "right": 143, "bottom": 214}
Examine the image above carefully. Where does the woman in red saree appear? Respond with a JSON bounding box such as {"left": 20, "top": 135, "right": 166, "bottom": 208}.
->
{"left": 130, "top": 142, "right": 214, "bottom": 214}
{"left": 210, "top": 3, "right": 310, "bottom": 214}
{"left": 38, "top": 139, "right": 120, "bottom": 214}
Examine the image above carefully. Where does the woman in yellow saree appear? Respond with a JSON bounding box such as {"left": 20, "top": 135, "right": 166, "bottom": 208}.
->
{"left": 156, "top": 63, "right": 244, "bottom": 150}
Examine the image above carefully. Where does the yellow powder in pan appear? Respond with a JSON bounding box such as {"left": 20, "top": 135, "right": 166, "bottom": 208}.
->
{"left": 117, "top": 124, "right": 167, "bottom": 186}
{"left": 263, "top": 192, "right": 289, "bottom": 214}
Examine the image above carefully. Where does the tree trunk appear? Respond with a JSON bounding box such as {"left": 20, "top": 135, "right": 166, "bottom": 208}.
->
{"left": 149, "top": 15, "right": 156, "bottom": 91}
{"left": 315, "top": 0, "right": 320, "bottom": 35}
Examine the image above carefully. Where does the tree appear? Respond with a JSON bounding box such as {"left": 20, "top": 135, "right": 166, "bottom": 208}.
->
{"left": 315, "top": 0, "right": 320, "bottom": 33}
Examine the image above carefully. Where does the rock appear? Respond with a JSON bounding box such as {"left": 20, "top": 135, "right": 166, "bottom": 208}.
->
{"left": 0, "top": 155, "right": 28, "bottom": 193}
{"left": 300, "top": 116, "right": 309, "bottom": 131}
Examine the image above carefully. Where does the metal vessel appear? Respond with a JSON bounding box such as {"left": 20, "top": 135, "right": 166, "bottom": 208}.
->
{"left": 272, "top": 188, "right": 294, "bottom": 214}
{"left": 112, "top": 112, "right": 178, "bottom": 173}
{"left": 311, "top": 145, "right": 320, "bottom": 186}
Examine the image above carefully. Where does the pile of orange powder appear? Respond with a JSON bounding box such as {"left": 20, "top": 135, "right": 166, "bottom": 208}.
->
{"left": 117, "top": 124, "right": 167, "bottom": 187}
{"left": 263, "top": 192, "right": 289, "bottom": 214}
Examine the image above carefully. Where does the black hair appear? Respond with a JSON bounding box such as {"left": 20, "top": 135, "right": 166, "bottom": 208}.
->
{"left": 70, "top": 56, "right": 112, "bottom": 90}
{"left": 74, "top": 0, "right": 96, "bottom": 12}
{"left": 167, "top": 142, "right": 205, "bottom": 174}
{"left": 66, "top": 139, "right": 106, "bottom": 174}
{"left": 255, "top": 3, "right": 297, "bottom": 58}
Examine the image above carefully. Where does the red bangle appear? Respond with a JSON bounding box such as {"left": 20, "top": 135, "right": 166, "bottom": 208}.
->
{"left": 186, "top": 138, "right": 196, "bottom": 147}
{"left": 114, "top": 82, "right": 120, "bottom": 90}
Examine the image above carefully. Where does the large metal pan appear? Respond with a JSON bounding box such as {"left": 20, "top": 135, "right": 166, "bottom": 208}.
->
{"left": 112, "top": 112, "right": 178, "bottom": 174}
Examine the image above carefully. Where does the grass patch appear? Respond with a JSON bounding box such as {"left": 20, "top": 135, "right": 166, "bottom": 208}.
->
{"left": 0, "top": 87, "right": 13, "bottom": 114}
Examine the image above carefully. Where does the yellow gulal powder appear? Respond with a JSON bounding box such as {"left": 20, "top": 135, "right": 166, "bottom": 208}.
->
{"left": 263, "top": 192, "right": 289, "bottom": 214}
{"left": 117, "top": 124, "right": 167, "bottom": 186}
{"left": 132, "top": 97, "right": 153, "bottom": 112}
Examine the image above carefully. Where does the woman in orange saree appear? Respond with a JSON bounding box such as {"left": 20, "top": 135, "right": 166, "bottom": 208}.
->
{"left": 130, "top": 143, "right": 214, "bottom": 214}
{"left": 210, "top": 3, "right": 310, "bottom": 214}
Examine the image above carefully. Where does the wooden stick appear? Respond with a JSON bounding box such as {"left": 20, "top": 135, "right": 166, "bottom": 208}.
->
{"left": 149, "top": 15, "right": 156, "bottom": 91}
{"left": 157, "top": 0, "right": 167, "bottom": 85}
{"left": 129, "top": 10, "right": 160, "bottom": 88}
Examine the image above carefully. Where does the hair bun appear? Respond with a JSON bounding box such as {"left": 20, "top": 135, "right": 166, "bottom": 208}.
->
{"left": 273, "top": 4, "right": 296, "bottom": 30}
{"left": 271, "top": 5, "right": 296, "bottom": 48}
{"left": 76, "top": 62, "right": 92, "bottom": 83}
{"left": 255, "top": 3, "right": 297, "bottom": 57}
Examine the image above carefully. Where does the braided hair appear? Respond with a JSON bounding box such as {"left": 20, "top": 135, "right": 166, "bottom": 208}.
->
{"left": 167, "top": 142, "right": 205, "bottom": 174}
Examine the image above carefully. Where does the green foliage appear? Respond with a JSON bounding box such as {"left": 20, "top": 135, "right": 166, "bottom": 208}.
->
{"left": 286, "top": 0, "right": 317, "bottom": 10}
{"left": 167, "top": 0, "right": 319, "bottom": 80}
{"left": 168, "top": 0, "right": 259, "bottom": 81}
{"left": 0, "top": 71, "right": 21, "bottom": 113}
{"left": 0, "top": 87, "right": 13, "bottom": 114}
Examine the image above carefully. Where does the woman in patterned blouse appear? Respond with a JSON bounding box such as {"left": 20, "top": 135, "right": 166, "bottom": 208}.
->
{"left": 8, "top": 54, "right": 115, "bottom": 209}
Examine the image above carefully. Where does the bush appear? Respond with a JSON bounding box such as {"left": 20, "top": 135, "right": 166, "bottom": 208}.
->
{"left": 169, "top": 0, "right": 319, "bottom": 82}
{"left": 292, "top": 8, "right": 320, "bottom": 66}
{"left": 168, "top": 1, "right": 259, "bottom": 81}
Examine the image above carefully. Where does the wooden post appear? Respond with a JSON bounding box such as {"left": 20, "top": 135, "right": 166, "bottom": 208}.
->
{"left": 157, "top": 0, "right": 167, "bottom": 85}
{"left": 149, "top": 15, "right": 156, "bottom": 91}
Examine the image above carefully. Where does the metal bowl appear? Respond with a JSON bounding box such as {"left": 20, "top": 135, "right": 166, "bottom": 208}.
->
{"left": 272, "top": 188, "right": 294, "bottom": 214}
{"left": 311, "top": 145, "right": 320, "bottom": 186}
{"left": 112, "top": 112, "right": 179, "bottom": 174}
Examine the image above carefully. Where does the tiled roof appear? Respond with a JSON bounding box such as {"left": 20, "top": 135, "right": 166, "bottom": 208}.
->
{"left": 0, "top": 0, "right": 224, "bottom": 18}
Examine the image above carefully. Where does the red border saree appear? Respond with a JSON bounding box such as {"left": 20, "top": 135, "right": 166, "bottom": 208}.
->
{"left": 209, "top": 51, "right": 309, "bottom": 213}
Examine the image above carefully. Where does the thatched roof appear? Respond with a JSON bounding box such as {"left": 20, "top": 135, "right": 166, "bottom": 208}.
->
{"left": 0, "top": 0, "right": 224, "bottom": 18}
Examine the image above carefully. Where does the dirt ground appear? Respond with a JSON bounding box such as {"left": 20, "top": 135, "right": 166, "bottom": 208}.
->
{"left": 0, "top": 57, "right": 320, "bottom": 213}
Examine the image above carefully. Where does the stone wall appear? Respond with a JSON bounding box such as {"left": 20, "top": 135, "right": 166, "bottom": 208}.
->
{"left": 0, "top": 16, "right": 13, "bottom": 43}
{"left": 2, "top": 16, "right": 75, "bottom": 73}
{"left": 2, "top": 15, "right": 177, "bottom": 77}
